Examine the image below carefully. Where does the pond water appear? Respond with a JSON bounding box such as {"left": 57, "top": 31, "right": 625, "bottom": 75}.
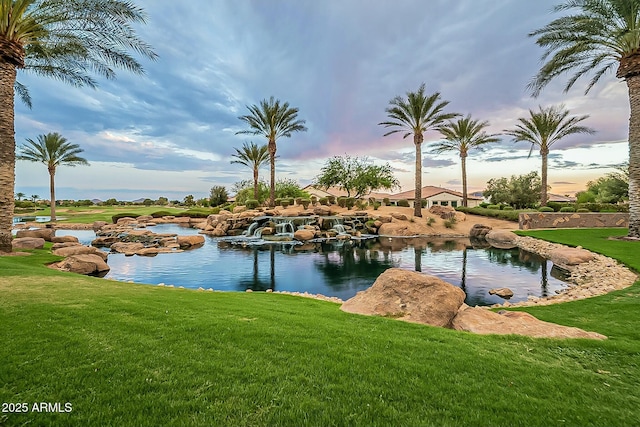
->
{"left": 57, "top": 224, "right": 568, "bottom": 306}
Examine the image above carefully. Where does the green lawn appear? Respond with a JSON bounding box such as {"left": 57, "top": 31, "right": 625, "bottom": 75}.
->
{"left": 1, "top": 229, "right": 639, "bottom": 426}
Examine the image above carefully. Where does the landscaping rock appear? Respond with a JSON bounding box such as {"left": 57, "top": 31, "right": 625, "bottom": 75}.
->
{"left": 55, "top": 254, "right": 110, "bottom": 276}
{"left": 549, "top": 248, "right": 595, "bottom": 267}
{"left": 488, "top": 287, "right": 514, "bottom": 299}
{"left": 176, "top": 235, "right": 205, "bottom": 248}
{"left": 92, "top": 221, "right": 108, "bottom": 231}
{"left": 429, "top": 205, "right": 455, "bottom": 217}
{"left": 110, "top": 242, "right": 145, "bottom": 255}
{"left": 313, "top": 206, "right": 331, "bottom": 216}
{"left": 390, "top": 212, "right": 408, "bottom": 221}
{"left": 51, "top": 235, "right": 79, "bottom": 244}
{"left": 293, "top": 229, "right": 316, "bottom": 241}
{"left": 53, "top": 245, "right": 108, "bottom": 261}
{"left": 341, "top": 268, "right": 465, "bottom": 328}
{"left": 452, "top": 306, "right": 606, "bottom": 340}
{"left": 12, "top": 237, "right": 45, "bottom": 250}
{"left": 51, "top": 242, "right": 82, "bottom": 250}
{"left": 485, "top": 230, "right": 518, "bottom": 249}
{"left": 15, "top": 228, "right": 55, "bottom": 241}
{"left": 469, "top": 224, "right": 492, "bottom": 239}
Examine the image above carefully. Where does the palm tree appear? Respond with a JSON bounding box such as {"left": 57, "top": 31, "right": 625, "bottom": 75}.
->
{"left": 17, "top": 132, "right": 89, "bottom": 222}
{"left": 379, "top": 83, "right": 459, "bottom": 217}
{"left": 0, "top": 0, "right": 156, "bottom": 252}
{"left": 529, "top": 0, "right": 640, "bottom": 236}
{"left": 433, "top": 115, "right": 500, "bottom": 207}
{"left": 504, "top": 105, "right": 594, "bottom": 206}
{"left": 15, "top": 192, "right": 25, "bottom": 201}
{"left": 231, "top": 142, "right": 270, "bottom": 202}
{"left": 236, "top": 97, "right": 307, "bottom": 207}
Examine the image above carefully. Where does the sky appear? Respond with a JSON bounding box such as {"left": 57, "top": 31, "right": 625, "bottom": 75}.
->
{"left": 13, "top": 0, "right": 631, "bottom": 202}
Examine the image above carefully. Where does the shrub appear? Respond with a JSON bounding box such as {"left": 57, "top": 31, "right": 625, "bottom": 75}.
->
{"left": 281, "top": 199, "right": 290, "bottom": 208}
{"left": 274, "top": 198, "right": 283, "bottom": 207}
{"left": 398, "top": 199, "right": 410, "bottom": 207}
{"left": 368, "top": 197, "right": 376, "bottom": 206}
{"left": 383, "top": 197, "right": 390, "bottom": 206}
{"left": 287, "top": 197, "right": 294, "bottom": 206}
{"left": 546, "top": 202, "right": 562, "bottom": 212}
{"left": 426, "top": 217, "right": 436, "bottom": 226}
{"left": 444, "top": 217, "right": 457, "bottom": 229}
{"left": 487, "top": 204, "right": 501, "bottom": 210}
{"left": 421, "top": 199, "right": 428, "bottom": 208}
{"left": 301, "top": 199, "right": 310, "bottom": 209}
{"left": 355, "top": 200, "right": 367, "bottom": 210}
{"left": 373, "top": 202, "right": 381, "bottom": 210}
{"left": 502, "top": 206, "right": 514, "bottom": 211}
{"left": 310, "top": 196, "right": 317, "bottom": 205}
{"left": 295, "top": 197, "right": 303, "bottom": 205}
{"left": 538, "top": 206, "right": 554, "bottom": 212}
{"left": 319, "top": 197, "right": 328, "bottom": 206}
{"left": 576, "top": 208, "right": 590, "bottom": 213}
{"left": 337, "top": 197, "right": 347, "bottom": 208}
{"left": 346, "top": 197, "right": 356, "bottom": 209}
{"left": 150, "top": 211, "right": 174, "bottom": 218}
{"left": 455, "top": 206, "right": 520, "bottom": 222}
{"left": 479, "top": 202, "right": 489, "bottom": 208}
{"left": 245, "top": 199, "right": 259, "bottom": 209}
{"left": 559, "top": 206, "right": 576, "bottom": 212}
{"left": 327, "top": 195, "right": 336, "bottom": 205}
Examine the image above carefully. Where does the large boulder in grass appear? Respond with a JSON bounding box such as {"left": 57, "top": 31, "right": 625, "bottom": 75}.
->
{"left": 55, "top": 254, "right": 110, "bottom": 276}
{"left": 341, "top": 268, "right": 466, "bottom": 328}
{"left": 53, "top": 245, "right": 108, "bottom": 261}
{"left": 15, "top": 228, "right": 55, "bottom": 241}
{"left": 12, "top": 237, "right": 45, "bottom": 250}
{"left": 485, "top": 230, "right": 518, "bottom": 249}
{"left": 549, "top": 248, "right": 595, "bottom": 268}
{"left": 452, "top": 306, "right": 606, "bottom": 340}
{"left": 176, "top": 235, "right": 205, "bottom": 249}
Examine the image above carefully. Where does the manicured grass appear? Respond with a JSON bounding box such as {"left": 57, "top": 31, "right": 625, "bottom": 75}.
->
{"left": 1, "top": 230, "right": 640, "bottom": 426}
{"left": 21, "top": 205, "right": 189, "bottom": 224}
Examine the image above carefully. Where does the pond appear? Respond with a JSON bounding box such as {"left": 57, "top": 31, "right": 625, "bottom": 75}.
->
{"left": 58, "top": 224, "right": 568, "bottom": 306}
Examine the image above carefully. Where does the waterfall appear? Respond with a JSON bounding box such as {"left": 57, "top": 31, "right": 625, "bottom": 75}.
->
{"left": 332, "top": 224, "right": 348, "bottom": 235}
{"left": 275, "top": 221, "right": 295, "bottom": 236}
{"left": 244, "top": 222, "right": 259, "bottom": 236}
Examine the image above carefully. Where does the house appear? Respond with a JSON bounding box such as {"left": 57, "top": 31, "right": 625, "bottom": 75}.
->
{"left": 304, "top": 184, "right": 482, "bottom": 208}
{"left": 548, "top": 193, "right": 577, "bottom": 203}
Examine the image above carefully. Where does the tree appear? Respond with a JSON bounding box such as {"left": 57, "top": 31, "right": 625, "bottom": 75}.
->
{"left": 585, "top": 164, "right": 629, "bottom": 204}
{"left": 433, "top": 115, "right": 500, "bottom": 207}
{"left": 17, "top": 132, "right": 88, "bottom": 221}
{"left": 314, "top": 155, "right": 400, "bottom": 198}
{"left": 504, "top": 105, "right": 594, "bottom": 206}
{"left": 236, "top": 97, "right": 307, "bottom": 207}
{"left": 210, "top": 186, "right": 229, "bottom": 207}
{"left": 484, "top": 171, "right": 543, "bottom": 209}
{"left": 0, "top": 0, "right": 156, "bottom": 252}
{"left": 230, "top": 142, "right": 269, "bottom": 201}
{"left": 529, "top": 0, "right": 640, "bottom": 236}
{"left": 183, "top": 195, "right": 195, "bottom": 207}
{"left": 379, "top": 83, "right": 459, "bottom": 217}
{"left": 15, "top": 192, "right": 25, "bottom": 201}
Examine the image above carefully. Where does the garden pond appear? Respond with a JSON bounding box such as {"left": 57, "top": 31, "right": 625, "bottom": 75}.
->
{"left": 61, "top": 223, "right": 568, "bottom": 306}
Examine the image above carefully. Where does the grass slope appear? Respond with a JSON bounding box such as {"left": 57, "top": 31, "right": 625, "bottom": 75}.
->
{"left": 1, "top": 231, "right": 639, "bottom": 426}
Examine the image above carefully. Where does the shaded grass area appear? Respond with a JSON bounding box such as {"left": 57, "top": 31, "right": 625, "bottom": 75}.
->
{"left": 1, "top": 231, "right": 640, "bottom": 426}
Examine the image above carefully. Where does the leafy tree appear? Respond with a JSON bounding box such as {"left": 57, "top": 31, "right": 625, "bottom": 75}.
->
{"left": 379, "top": 83, "right": 459, "bottom": 217}
{"left": 484, "top": 171, "right": 543, "bottom": 209}
{"left": 183, "top": 195, "right": 195, "bottom": 207}
{"left": 275, "top": 178, "right": 309, "bottom": 199}
{"left": 231, "top": 142, "right": 269, "bottom": 201}
{"left": 314, "top": 155, "right": 400, "bottom": 198}
{"left": 586, "top": 165, "right": 629, "bottom": 204}
{"left": 210, "top": 186, "right": 229, "bottom": 207}
{"left": 0, "top": 0, "right": 156, "bottom": 251}
{"left": 15, "top": 192, "right": 25, "bottom": 201}
{"left": 142, "top": 198, "right": 153, "bottom": 207}
{"left": 529, "top": 0, "right": 640, "bottom": 236}
{"left": 233, "top": 180, "right": 268, "bottom": 206}
{"left": 103, "top": 198, "right": 118, "bottom": 206}
{"left": 156, "top": 197, "right": 169, "bottom": 206}
{"left": 237, "top": 97, "right": 307, "bottom": 207}
{"left": 433, "top": 115, "right": 500, "bottom": 207}
{"left": 504, "top": 105, "right": 594, "bottom": 206}
{"left": 17, "top": 132, "right": 89, "bottom": 221}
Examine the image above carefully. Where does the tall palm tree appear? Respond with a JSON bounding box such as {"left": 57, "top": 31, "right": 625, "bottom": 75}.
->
{"left": 433, "top": 115, "right": 500, "bottom": 207}
{"left": 504, "top": 105, "right": 594, "bottom": 206}
{"left": 236, "top": 97, "right": 307, "bottom": 207}
{"left": 379, "top": 83, "right": 459, "bottom": 217}
{"left": 529, "top": 0, "right": 640, "bottom": 236}
{"left": 15, "top": 192, "right": 25, "bottom": 201}
{"left": 17, "top": 132, "right": 88, "bottom": 222}
{"left": 0, "top": 0, "right": 156, "bottom": 252}
{"left": 231, "top": 142, "right": 269, "bottom": 201}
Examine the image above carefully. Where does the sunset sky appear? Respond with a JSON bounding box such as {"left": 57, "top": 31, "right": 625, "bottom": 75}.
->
{"left": 13, "top": 0, "right": 630, "bottom": 201}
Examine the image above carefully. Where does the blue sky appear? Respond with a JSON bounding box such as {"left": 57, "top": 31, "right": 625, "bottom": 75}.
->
{"left": 13, "top": 0, "right": 630, "bottom": 201}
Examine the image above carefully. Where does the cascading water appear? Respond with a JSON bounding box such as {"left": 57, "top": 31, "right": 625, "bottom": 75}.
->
{"left": 275, "top": 220, "right": 295, "bottom": 236}
{"left": 244, "top": 222, "right": 259, "bottom": 237}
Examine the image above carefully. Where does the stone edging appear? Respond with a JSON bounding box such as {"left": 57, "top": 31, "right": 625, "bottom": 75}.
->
{"left": 493, "top": 236, "right": 638, "bottom": 308}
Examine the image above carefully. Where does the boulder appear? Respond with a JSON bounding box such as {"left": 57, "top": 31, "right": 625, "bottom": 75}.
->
{"left": 293, "top": 229, "right": 316, "bottom": 241}
{"left": 378, "top": 221, "right": 426, "bottom": 237}
{"left": 51, "top": 242, "right": 82, "bottom": 250}
{"left": 177, "top": 235, "right": 205, "bottom": 248}
{"left": 549, "top": 248, "right": 595, "bottom": 267}
{"left": 56, "top": 254, "right": 110, "bottom": 276}
{"left": 488, "top": 287, "right": 514, "bottom": 299}
{"left": 454, "top": 212, "right": 466, "bottom": 222}
{"left": 136, "top": 215, "right": 154, "bottom": 222}
{"left": 12, "top": 237, "right": 45, "bottom": 250}
{"left": 15, "top": 228, "right": 55, "bottom": 241}
{"left": 429, "top": 205, "right": 455, "bottom": 217}
{"left": 91, "top": 236, "right": 119, "bottom": 247}
{"left": 53, "top": 245, "right": 108, "bottom": 261}
{"left": 51, "top": 235, "right": 79, "bottom": 244}
{"left": 116, "top": 217, "right": 136, "bottom": 225}
{"left": 233, "top": 206, "right": 247, "bottom": 214}
{"left": 390, "top": 212, "right": 408, "bottom": 221}
{"left": 110, "top": 242, "right": 145, "bottom": 255}
{"left": 341, "top": 268, "right": 466, "bottom": 328}
{"left": 469, "top": 224, "right": 492, "bottom": 239}
{"left": 376, "top": 215, "right": 392, "bottom": 224}
{"left": 92, "top": 221, "right": 108, "bottom": 231}
{"left": 313, "top": 206, "right": 331, "bottom": 216}
{"left": 452, "top": 307, "right": 606, "bottom": 340}
{"left": 485, "top": 230, "right": 518, "bottom": 249}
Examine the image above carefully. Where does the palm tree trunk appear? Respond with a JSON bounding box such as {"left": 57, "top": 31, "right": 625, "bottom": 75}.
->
{"left": 461, "top": 154, "right": 468, "bottom": 207}
{"left": 49, "top": 167, "right": 56, "bottom": 222}
{"left": 540, "top": 147, "right": 549, "bottom": 206}
{"left": 627, "top": 75, "right": 640, "bottom": 238}
{"left": 253, "top": 166, "right": 259, "bottom": 201}
{"left": 0, "top": 61, "right": 16, "bottom": 252}
{"left": 414, "top": 134, "right": 423, "bottom": 217}
{"left": 268, "top": 139, "right": 276, "bottom": 208}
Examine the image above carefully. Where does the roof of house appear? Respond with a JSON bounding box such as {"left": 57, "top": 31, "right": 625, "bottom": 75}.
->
{"left": 548, "top": 193, "right": 577, "bottom": 203}
{"left": 302, "top": 185, "right": 392, "bottom": 200}
{"left": 389, "top": 185, "right": 483, "bottom": 201}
